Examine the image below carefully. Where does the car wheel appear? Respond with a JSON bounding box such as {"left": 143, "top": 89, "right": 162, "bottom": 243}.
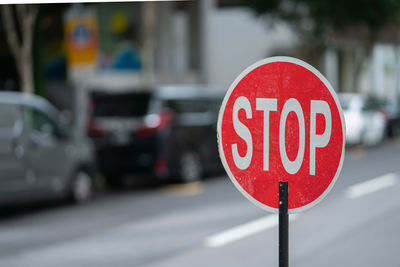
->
{"left": 104, "top": 172, "right": 124, "bottom": 190}
{"left": 68, "top": 171, "right": 93, "bottom": 203}
{"left": 179, "top": 150, "right": 203, "bottom": 183}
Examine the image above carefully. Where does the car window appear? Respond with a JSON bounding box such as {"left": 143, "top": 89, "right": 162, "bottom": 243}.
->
{"left": 363, "top": 98, "right": 383, "bottom": 111}
{"left": 165, "top": 98, "right": 218, "bottom": 114}
{"left": 0, "top": 104, "right": 19, "bottom": 137}
{"left": 91, "top": 92, "right": 151, "bottom": 118}
{"left": 164, "top": 97, "right": 222, "bottom": 127}
{"left": 23, "top": 107, "right": 59, "bottom": 138}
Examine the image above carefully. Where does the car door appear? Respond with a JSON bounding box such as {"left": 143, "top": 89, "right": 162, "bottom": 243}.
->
{"left": 362, "top": 98, "right": 386, "bottom": 145}
{"left": 167, "top": 97, "right": 221, "bottom": 171}
{"left": 0, "top": 103, "right": 27, "bottom": 198}
{"left": 22, "top": 106, "right": 70, "bottom": 194}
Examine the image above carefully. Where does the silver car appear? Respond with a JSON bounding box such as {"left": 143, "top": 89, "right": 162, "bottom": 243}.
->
{"left": 339, "top": 93, "right": 387, "bottom": 146}
{"left": 0, "top": 92, "right": 95, "bottom": 205}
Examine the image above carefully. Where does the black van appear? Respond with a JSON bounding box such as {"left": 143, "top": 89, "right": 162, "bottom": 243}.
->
{"left": 87, "top": 85, "right": 223, "bottom": 186}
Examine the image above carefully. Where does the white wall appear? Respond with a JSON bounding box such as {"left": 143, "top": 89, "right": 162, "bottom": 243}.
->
{"left": 203, "top": 3, "right": 298, "bottom": 90}
{"left": 359, "top": 44, "right": 397, "bottom": 99}
{"left": 323, "top": 49, "right": 339, "bottom": 91}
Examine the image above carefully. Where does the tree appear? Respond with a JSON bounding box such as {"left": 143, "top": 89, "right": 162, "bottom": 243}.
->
{"left": 240, "top": 0, "right": 400, "bottom": 46}
{"left": 240, "top": 0, "right": 400, "bottom": 92}
{"left": 1, "top": 5, "right": 38, "bottom": 94}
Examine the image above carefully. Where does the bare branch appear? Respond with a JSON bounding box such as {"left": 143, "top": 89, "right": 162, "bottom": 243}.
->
{"left": 16, "top": 4, "right": 25, "bottom": 24}
{"left": 20, "top": 5, "right": 37, "bottom": 55}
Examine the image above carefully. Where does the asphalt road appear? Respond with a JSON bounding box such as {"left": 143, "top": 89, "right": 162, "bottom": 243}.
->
{"left": 1, "top": 140, "right": 400, "bottom": 266}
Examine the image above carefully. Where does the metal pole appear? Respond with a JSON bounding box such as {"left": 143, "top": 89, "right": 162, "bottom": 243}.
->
{"left": 279, "top": 181, "right": 289, "bottom": 267}
{"left": 142, "top": 1, "right": 156, "bottom": 87}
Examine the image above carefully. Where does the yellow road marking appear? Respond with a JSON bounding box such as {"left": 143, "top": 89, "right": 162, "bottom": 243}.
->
{"left": 348, "top": 145, "right": 365, "bottom": 158}
{"left": 162, "top": 181, "right": 204, "bottom": 196}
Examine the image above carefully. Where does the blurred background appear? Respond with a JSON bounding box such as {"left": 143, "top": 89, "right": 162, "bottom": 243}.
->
{"left": 0, "top": 0, "right": 400, "bottom": 266}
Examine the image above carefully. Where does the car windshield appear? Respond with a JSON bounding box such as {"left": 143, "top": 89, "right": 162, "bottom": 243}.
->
{"left": 91, "top": 92, "right": 151, "bottom": 118}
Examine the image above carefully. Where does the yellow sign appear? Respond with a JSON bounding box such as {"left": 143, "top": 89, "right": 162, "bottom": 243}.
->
{"left": 64, "top": 16, "right": 98, "bottom": 66}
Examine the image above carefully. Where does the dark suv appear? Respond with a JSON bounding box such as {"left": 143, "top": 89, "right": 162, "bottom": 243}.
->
{"left": 87, "top": 85, "right": 222, "bottom": 186}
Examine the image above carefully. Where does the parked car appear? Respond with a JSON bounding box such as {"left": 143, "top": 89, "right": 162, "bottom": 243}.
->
{"left": 339, "top": 93, "right": 387, "bottom": 146}
{"left": 86, "top": 84, "right": 223, "bottom": 186}
{"left": 0, "top": 92, "right": 95, "bottom": 205}
{"left": 380, "top": 98, "right": 400, "bottom": 137}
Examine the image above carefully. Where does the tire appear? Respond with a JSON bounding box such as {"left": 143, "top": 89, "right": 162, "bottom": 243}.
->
{"left": 179, "top": 150, "right": 203, "bottom": 183}
{"left": 104, "top": 172, "right": 124, "bottom": 190}
{"left": 68, "top": 170, "right": 93, "bottom": 204}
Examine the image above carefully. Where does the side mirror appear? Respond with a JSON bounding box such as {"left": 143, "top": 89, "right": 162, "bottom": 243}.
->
{"left": 60, "top": 109, "right": 73, "bottom": 126}
{"left": 58, "top": 110, "right": 73, "bottom": 140}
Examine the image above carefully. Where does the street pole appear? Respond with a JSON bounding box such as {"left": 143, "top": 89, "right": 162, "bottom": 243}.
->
{"left": 142, "top": 1, "right": 156, "bottom": 88}
{"left": 279, "top": 181, "right": 289, "bottom": 267}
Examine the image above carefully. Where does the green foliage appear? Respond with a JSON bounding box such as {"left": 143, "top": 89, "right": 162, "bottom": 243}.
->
{"left": 240, "top": 0, "right": 400, "bottom": 43}
{"left": 302, "top": 0, "right": 400, "bottom": 28}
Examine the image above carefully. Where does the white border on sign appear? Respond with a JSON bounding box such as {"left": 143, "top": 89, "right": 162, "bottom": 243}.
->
{"left": 217, "top": 56, "right": 346, "bottom": 214}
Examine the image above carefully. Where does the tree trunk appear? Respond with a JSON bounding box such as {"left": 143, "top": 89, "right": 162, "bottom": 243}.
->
{"left": 1, "top": 5, "right": 37, "bottom": 94}
{"left": 20, "top": 52, "right": 34, "bottom": 94}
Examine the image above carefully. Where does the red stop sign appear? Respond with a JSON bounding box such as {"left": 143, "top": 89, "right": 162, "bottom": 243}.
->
{"left": 218, "top": 57, "right": 345, "bottom": 213}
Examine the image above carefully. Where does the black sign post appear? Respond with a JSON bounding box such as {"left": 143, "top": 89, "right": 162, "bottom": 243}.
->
{"left": 279, "top": 181, "right": 289, "bottom": 267}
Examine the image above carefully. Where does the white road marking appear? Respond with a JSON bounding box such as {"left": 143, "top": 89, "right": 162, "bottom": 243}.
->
{"left": 346, "top": 173, "right": 398, "bottom": 199}
{"left": 204, "top": 214, "right": 299, "bottom": 248}
{"left": 204, "top": 173, "right": 398, "bottom": 248}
